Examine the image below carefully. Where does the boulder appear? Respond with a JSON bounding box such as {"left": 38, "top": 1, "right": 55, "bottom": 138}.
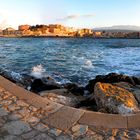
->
{"left": 86, "top": 73, "right": 140, "bottom": 93}
{"left": 39, "top": 89, "right": 81, "bottom": 107}
{"left": 114, "top": 82, "right": 140, "bottom": 104}
{"left": 64, "top": 83, "right": 85, "bottom": 96}
{"left": 94, "top": 82, "right": 139, "bottom": 114}
{"left": 39, "top": 89, "right": 68, "bottom": 96}
{"left": 0, "top": 70, "right": 34, "bottom": 89}
{"left": 132, "top": 89, "right": 140, "bottom": 105}
{"left": 30, "top": 79, "right": 61, "bottom": 93}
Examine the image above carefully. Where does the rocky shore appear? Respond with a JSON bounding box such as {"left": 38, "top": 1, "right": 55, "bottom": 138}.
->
{"left": 1, "top": 70, "right": 140, "bottom": 115}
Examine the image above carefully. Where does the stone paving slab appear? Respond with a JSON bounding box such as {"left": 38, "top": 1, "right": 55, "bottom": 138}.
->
{"left": 79, "top": 111, "right": 128, "bottom": 128}
{"left": 43, "top": 106, "right": 85, "bottom": 131}
{"left": 127, "top": 114, "right": 140, "bottom": 128}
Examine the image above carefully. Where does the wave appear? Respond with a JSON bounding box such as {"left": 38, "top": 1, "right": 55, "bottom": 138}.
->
{"left": 82, "top": 59, "right": 94, "bottom": 69}
{"left": 31, "top": 64, "right": 46, "bottom": 79}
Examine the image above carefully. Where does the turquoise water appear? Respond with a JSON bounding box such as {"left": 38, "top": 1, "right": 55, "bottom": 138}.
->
{"left": 0, "top": 37, "right": 140, "bottom": 85}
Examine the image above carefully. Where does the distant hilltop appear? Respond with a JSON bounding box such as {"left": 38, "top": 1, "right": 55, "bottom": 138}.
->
{"left": 94, "top": 25, "right": 140, "bottom": 32}
{"left": 0, "top": 24, "right": 140, "bottom": 38}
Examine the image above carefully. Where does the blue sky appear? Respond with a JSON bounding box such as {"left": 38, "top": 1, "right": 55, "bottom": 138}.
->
{"left": 0, "top": 0, "right": 140, "bottom": 29}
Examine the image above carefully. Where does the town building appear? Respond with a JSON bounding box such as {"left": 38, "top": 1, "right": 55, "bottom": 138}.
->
{"left": 76, "top": 28, "right": 93, "bottom": 37}
{"left": 18, "top": 25, "right": 30, "bottom": 31}
{"left": 0, "top": 29, "right": 2, "bottom": 36}
{"left": 2, "top": 27, "right": 16, "bottom": 35}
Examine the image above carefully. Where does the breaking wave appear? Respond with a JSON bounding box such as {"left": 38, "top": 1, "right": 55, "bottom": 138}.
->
{"left": 31, "top": 64, "right": 46, "bottom": 78}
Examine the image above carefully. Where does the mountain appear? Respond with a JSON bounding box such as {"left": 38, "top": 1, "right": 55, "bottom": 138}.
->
{"left": 93, "top": 25, "right": 140, "bottom": 32}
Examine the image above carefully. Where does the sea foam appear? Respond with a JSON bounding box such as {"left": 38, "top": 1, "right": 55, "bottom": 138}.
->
{"left": 82, "top": 59, "right": 94, "bottom": 69}
{"left": 31, "top": 64, "right": 46, "bottom": 78}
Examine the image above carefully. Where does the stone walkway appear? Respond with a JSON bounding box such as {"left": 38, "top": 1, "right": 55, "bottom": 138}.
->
{"left": 0, "top": 79, "right": 140, "bottom": 139}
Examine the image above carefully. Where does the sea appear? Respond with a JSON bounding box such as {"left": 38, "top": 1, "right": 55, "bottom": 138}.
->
{"left": 0, "top": 37, "right": 140, "bottom": 86}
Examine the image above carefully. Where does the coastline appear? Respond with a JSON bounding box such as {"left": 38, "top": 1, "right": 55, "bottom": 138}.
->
{"left": 1, "top": 69, "right": 140, "bottom": 115}
{"left": 1, "top": 35, "right": 140, "bottom": 39}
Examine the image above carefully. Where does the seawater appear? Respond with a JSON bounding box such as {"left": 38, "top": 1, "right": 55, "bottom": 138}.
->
{"left": 0, "top": 37, "right": 140, "bottom": 85}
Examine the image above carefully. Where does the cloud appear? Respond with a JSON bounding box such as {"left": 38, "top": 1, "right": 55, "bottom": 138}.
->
{"left": 57, "top": 14, "right": 94, "bottom": 21}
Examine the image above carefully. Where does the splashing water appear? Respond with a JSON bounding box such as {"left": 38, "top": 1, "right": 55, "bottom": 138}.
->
{"left": 31, "top": 64, "right": 46, "bottom": 78}
{"left": 11, "top": 71, "right": 23, "bottom": 81}
{"left": 83, "top": 60, "right": 94, "bottom": 68}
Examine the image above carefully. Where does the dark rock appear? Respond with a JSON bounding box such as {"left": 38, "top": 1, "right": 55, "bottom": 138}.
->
{"left": 64, "top": 83, "right": 85, "bottom": 96}
{"left": 0, "top": 70, "right": 17, "bottom": 83}
{"left": 30, "top": 79, "right": 61, "bottom": 93}
{"left": 76, "top": 95, "right": 98, "bottom": 111}
{"left": 132, "top": 76, "right": 140, "bottom": 85}
{"left": 86, "top": 73, "right": 140, "bottom": 93}
{"left": 0, "top": 69, "right": 35, "bottom": 88}
{"left": 98, "top": 108, "right": 108, "bottom": 113}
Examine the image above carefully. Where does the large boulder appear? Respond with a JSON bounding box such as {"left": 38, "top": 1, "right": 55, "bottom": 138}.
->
{"left": 94, "top": 82, "right": 139, "bottom": 115}
{"left": 86, "top": 73, "right": 140, "bottom": 93}
{"left": 114, "top": 82, "right": 140, "bottom": 104}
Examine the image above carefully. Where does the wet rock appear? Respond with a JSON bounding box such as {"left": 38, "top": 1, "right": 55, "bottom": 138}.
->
{"left": 94, "top": 82, "right": 139, "bottom": 114}
{"left": 86, "top": 73, "right": 140, "bottom": 93}
{"left": 30, "top": 79, "right": 61, "bottom": 93}
{"left": 64, "top": 83, "right": 85, "bottom": 96}
{"left": 0, "top": 70, "right": 20, "bottom": 84}
{"left": 0, "top": 70, "right": 34, "bottom": 89}
{"left": 76, "top": 95, "right": 97, "bottom": 111}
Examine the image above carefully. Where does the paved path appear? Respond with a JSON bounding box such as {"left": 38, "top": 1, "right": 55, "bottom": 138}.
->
{"left": 0, "top": 77, "right": 140, "bottom": 139}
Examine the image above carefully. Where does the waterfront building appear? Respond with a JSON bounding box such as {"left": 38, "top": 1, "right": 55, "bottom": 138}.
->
{"left": 2, "top": 27, "right": 16, "bottom": 35}
{"left": 18, "top": 25, "right": 30, "bottom": 31}
{"left": 0, "top": 29, "right": 2, "bottom": 36}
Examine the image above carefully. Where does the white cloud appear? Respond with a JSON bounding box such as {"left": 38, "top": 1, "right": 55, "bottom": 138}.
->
{"left": 57, "top": 14, "right": 94, "bottom": 21}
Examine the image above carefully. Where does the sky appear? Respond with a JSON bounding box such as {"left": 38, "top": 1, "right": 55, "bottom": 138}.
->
{"left": 0, "top": 0, "right": 140, "bottom": 29}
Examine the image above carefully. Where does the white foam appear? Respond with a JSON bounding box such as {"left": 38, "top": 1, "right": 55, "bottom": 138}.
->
{"left": 31, "top": 64, "right": 46, "bottom": 78}
{"left": 11, "top": 71, "right": 22, "bottom": 81}
{"left": 82, "top": 59, "right": 94, "bottom": 69}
